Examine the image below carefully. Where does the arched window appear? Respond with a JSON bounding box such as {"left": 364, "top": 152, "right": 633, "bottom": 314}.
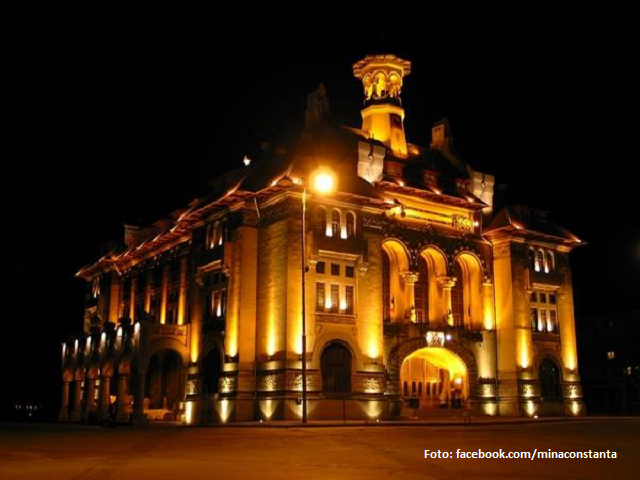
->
{"left": 536, "top": 250, "right": 544, "bottom": 272}
{"left": 528, "top": 249, "right": 536, "bottom": 271}
{"left": 451, "top": 260, "right": 464, "bottom": 327}
{"left": 382, "top": 250, "right": 391, "bottom": 321}
{"left": 414, "top": 257, "right": 429, "bottom": 323}
{"left": 539, "top": 358, "right": 562, "bottom": 401}
{"left": 546, "top": 251, "right": 555, "bottom": 273}
{"left": 331, "top": 210, "right": 341, "bottom": 238}
{"left": 346, "top": 212, "right": 356, "bottom": 238}
{"left": 321, "top": 342, "right": 352, "bottom": 393}
{"left": 316, "top": 206, "right": 326, "bottom": 233}
{"left": 203, "top": 349, "right": 221, "bottom": 394}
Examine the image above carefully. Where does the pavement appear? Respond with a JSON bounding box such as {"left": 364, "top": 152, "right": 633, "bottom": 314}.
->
{"left": 1, "top": 418, "right": 638, "bottom": 479}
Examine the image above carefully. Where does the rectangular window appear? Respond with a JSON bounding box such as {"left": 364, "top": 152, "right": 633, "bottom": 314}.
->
{"left": 345, "top": 285, "right": 354, "bottom": 315}
{"left": 316, "top": 261, "right": 325, "bottom": 274}
{"left": 549, "top": 293, "right": 557, "bottom": 305}
{"left": 316, "top": 282, "right": 325, "bottom": 312}
{"left": 330, "top": 284, "right": 339, "bottom": 313}
{"left": 539, "top": 293, "right": 547, "bottom": 304}
{"left": 548, "top": 310, "right": 557, "bottom": 332}
{"left": 607, "top": 351, "right": 615, "bottom": 360}
{"left": 220, "top": 289, "right": 227, "bottom": 317}
{"left": 403, "top": 382, "right": 408, "bottom": 396}
{"left": 346, "top": 266, "right": 355, "bottom": 278}
{"left": 530, "top": 308, "right": 538, "bottom": 331}
{"left": 412, "top": 381, "right": 416, "bottom": 396}
{"left": 331, "top": 263, "right": 340, "bottom": 276}
{"left": 529, "top": 292, "right": 537, "bottom": 302}
{"left": 418, "top": 382, "right": 423, "bottom": 397}
{"left": 539, "top": 309, "right": 547, "bottom": 332}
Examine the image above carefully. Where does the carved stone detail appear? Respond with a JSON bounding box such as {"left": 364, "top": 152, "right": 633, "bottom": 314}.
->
{"left": 401, "top": 270, "right": 420, "bottom": 285}
{"left": 219, "top": 376, "right": 237, "bottom": 394}
{"left": 563, "top": 383, "right": 582, "bottom": 399}
{"left": 186, "top": 378, "right": 202, "bottom": 395}
{"left": 437, "top": 275, "right": 457, "bottom": 289}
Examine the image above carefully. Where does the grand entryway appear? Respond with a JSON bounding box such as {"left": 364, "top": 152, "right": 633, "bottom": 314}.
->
{"left": 400, "top": 347, "right": 468, "bottom": 410}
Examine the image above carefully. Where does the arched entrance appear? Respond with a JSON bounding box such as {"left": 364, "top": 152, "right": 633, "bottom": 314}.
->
{"left": 146, "top": 349, "right": 183, "bottom": 418}
{"left": 400, "top": 347, "right": 468, "bottom": 410}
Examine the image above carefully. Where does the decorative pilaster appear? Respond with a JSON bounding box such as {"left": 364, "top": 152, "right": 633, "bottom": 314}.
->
{"left": 401, "top": 271, "right": 420, "bottom": 322}
{"left": 116, "top": 374, "right": 130, "bottom": 423}
{"left": 131, "top": 371, "right": 148, "bottom": 425}
{"left": 59, "top": 381, "right": 69, "bottom": 421}
{"left": 70, "top": 380, "right": 83, "bottom": 422}
{"left": 99, "top": 376, "right": 111, "bottom": 417}
{"left": 438, "top": 275, "right": 457, "bottom": 326}
{"left": 177, "top": 256, "right": 188, "bottom": 325}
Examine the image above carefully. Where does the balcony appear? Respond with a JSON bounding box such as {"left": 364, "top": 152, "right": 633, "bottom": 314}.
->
{"left": 383, "top": 321, "right": 484, "bottom": 343}
{"left": 315, "top": 233, "right": 367, "bottom": 257}
{"left": 203, "top": 316, "right": 226, "bottom": 334}
{"left": 528, "top": 268, "right": 564, "bottom": 288}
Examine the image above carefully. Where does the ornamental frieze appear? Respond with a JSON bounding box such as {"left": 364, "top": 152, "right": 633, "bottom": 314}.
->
{"left": 259, "top": 373, "right": 285, "bottom": 392}
{"left": 354, "top": 375, "right": 385, "bottom": 394}
{"left": 219, "top": 376, "right": 237, "bottom": 394}
{"left": 518, "top": 381, "right": 540, "bottom": 398}
{"left": 563, "top": 383, "right": 583, "bottom": 399}
{"left": 287, "top": 373, "right": 318, "bottom": 392}
{"left": 186, "top": 378, "right": 202, "bottom": 395}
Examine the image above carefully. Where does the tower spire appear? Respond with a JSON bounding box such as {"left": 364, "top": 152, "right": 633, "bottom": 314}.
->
{"left": 353, "top": 54, "right": 411, "bottom": 156}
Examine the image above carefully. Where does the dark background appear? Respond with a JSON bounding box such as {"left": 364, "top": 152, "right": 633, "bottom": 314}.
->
{"left": 6, "top": 16, "right": 638, "bottom": 419}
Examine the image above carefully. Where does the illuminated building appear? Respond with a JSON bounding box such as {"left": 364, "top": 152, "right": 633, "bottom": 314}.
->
{"left": 61, "top": 54, "right": 584, "bottom": 423}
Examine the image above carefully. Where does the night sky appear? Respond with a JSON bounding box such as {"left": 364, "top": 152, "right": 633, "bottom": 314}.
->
{"left": 7, "top": 18, "right": 638, "bottom": 417}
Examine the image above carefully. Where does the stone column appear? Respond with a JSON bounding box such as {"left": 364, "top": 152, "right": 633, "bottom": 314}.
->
{"left": 116, "top": 374, "right": 130, "bottom": 423}
{"left": 129, "top": 276, "right": 139, "bottom": 320}
{"left": 86, "top": 378, "right": 97, "bottom": 413}
{"left": 177, "top": 256, "right": 188, "bottom": 325}
{"left": 131, "top": 371, "right": 148, "bottom": 426}
{"left": 482, "top": 281, "right": 495, "bottom": 330}
{"left": 401, "top": 271, "right": 420, "bottom": 322}
{"left": 59, "top": 381, "right": 70, "bottom": 421}
{"left": 99, "top": 376, "right": 111, "bottom": 417}
{"left": 438, "top": 276, "right": 457, "bottom": 326}
{"left": 70, "top": 380, "right": 83, "bottom": 422}
{"left": 160, "top": 265, "right": 170, "bottom": 324}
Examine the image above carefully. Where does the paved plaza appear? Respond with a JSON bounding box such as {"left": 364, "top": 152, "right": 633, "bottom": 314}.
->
{"left": 1, "top": 419, "right": 638, "bottom": 479}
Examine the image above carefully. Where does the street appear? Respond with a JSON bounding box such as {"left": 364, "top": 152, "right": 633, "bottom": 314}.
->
{"left": 1, "top": 420, "right": 638, "bottom": 479}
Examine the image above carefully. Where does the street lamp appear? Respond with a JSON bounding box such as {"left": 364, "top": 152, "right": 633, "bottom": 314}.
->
{"left": 300, "top": 169, "right": 335, "bottom": 424}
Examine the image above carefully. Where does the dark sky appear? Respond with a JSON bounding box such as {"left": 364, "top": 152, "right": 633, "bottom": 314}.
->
{"left": 6, "top": 18, "right": 639, "bottom": 413}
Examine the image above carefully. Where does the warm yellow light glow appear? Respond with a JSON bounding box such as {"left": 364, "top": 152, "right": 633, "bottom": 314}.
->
{"left": 483, "top": 402, "right": 498, "bottom": 416}
{"left": 260, "top": 399, "right": 277, "bottom": 420}
{"left": 340, "top": 227, "right": 347, "bottom": 239}
{"left": 340, "top": 299, "right": 347, "bottom": 311}
{"left": 313, "top": 171, "right": 335, "bottom": 194}
{"left": 325, "top": 298, "right": 332, "bottom": 310}
{"left": 325, "top": 224, "right": 333, "bottom": 237}
{"left": 405, "top": 348, "right": 467, "bottom": 381}
{"left": 524, "top": 401, "right": 537, "bottom": 417}
{"left": 191, "top": 336, "right": 200, "bottom": 363}
{"left": 454, "top": 377, "right": 462, "bottom": 385}
{"left": 397, "top": 180, "right": 405, "bottom": 187}
{"left": 218, "top": 399, "right": 231, "bottom": 423}
{"left": 363, "top": 401, "right": 384, "bottom": 420}
{"left": 474, "top": 221, "right": 480, "bottom": 227}
{"left": 243, "top": 155, "right": 251, "bottom": 167}
{"left": 266, "top": 331, "right": 276, "bottom": 358}
{"left": 569, "top": 401, "right": 581, "bottom": 416}
{"left": 184, "top": 401, "right": 194, "bottom": 425}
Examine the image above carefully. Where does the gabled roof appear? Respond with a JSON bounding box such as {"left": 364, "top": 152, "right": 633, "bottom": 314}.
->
{"left": 485, "top": 205, "right": 583, "bottom": 246}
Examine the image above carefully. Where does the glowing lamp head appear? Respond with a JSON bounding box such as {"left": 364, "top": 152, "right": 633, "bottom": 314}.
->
{"left": 313, "top": 171, "right": 335, "bottom": 194}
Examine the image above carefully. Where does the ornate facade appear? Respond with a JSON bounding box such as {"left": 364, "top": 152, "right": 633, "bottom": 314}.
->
{"left": 61, "top": 54, "right": 585, "bottom": 424}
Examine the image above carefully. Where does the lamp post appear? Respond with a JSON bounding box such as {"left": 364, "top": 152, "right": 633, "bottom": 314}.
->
{"left": 301, "top": 180, "right": 308, "bottom": 424}
{"left": 300, "top": 171, "right": 334, "bottom": 424}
